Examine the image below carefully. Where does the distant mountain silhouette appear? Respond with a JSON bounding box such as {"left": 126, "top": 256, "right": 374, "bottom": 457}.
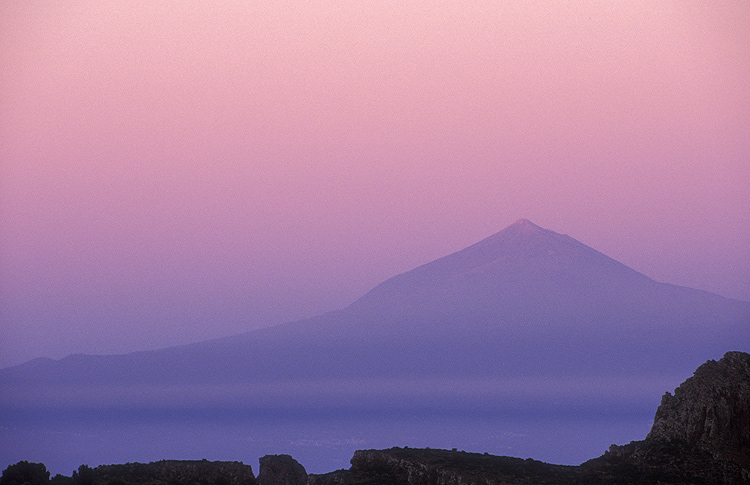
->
{"left": 2, "top": 219, "right": 749, "bottom": 408}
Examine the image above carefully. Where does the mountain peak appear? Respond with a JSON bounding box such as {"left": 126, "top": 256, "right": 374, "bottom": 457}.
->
{"left": 509, "top": 218, "right": 541, "bottom": 231}
{"left": 350, "top": 218, "right": 662, "bottom": 315}
{"left": 482, "top": 218, "right": 571, "bottom": 254}
{"left": 513, "top": 217, "right": 535, "bottom": 226}
{"left": 501, "top": 218, "right": 548, "bottom": 240}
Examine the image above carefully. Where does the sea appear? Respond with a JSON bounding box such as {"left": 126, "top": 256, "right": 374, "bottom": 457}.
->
{"left": 1, "top": 405, "right": 654, "bottom": 477}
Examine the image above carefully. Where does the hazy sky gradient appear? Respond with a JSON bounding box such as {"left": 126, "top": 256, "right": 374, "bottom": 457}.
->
{"left": 1, "top": 1, "right": 749, "bottom": 367}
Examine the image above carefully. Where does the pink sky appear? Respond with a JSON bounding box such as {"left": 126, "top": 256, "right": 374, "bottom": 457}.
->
{"left": 1, "top": 1, "right": 749, "bottom": 367}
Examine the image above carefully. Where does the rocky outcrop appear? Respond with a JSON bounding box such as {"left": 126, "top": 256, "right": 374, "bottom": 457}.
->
{"left": 307, "top": 470, "right": 354, "bottom": 485}
{"left": 647, "top": 350, "right": 750, "bottom": 460}
{"left": 257, "top": 455, "right": 307, "bottom": 485}
{"left": 310, "top": 447, "right": 580, "bottom": 485}
{"left": 87, "top": 460, "right": 257, "bottom": 485}
{"left": 584, "top": 351, "right": 750, "bottom": 484}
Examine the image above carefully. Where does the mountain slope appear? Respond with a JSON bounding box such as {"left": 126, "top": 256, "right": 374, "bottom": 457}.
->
{"left": 2, "top": 219, "right": 748, "bottom": 408}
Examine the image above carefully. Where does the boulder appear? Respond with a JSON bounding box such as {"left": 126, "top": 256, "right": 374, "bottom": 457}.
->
{"left": 257, "top": 455, "right": 307, "bottom": 485}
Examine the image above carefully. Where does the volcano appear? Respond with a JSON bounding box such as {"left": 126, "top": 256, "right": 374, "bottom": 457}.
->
{"left": 2, "top": 219, "right": 749, "bottom": 408}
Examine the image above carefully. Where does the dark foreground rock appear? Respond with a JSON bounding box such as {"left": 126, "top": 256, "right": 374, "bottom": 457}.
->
{"left": 582, "top": 350, "right": 750, "bottom": 484}
{"left": 42, "top": 460, "right": 257, "bottom": 485}
{"left": 258, "top": 455, "right": 307, "bottom": 485}
{"left": 648, "top": 350, "right": 750, "bottom": 460}
{"left": 95, "top": 460, "right": 256, "bottom": 485}
{"left": 311, "top": 447, "right": 582, "bottom": 485}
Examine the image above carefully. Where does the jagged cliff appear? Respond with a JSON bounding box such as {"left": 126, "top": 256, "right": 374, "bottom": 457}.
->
{"left": 584, "top": 351, "right": 750, "bottom": 484}
{"left": 647, "top": 350, "right": 750, "bottom": 459}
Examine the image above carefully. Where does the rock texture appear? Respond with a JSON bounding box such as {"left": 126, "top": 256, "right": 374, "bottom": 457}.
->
{"left": 84, "top": 460, "right": 256, "bottom": 485}
{"left": 585, "top": 351, "right": 750, "bottom": 484}
{"left": 647, "top": 350, "right": 750, "bottom": 460}
{"left": 310, "top": 447, "right": 582, "bottom": 485}
{"left": 257, "top": 455, "right": 308, "bottom": 485}
{"left": 344, "top": 448, "right": 579, "bottom": 485}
